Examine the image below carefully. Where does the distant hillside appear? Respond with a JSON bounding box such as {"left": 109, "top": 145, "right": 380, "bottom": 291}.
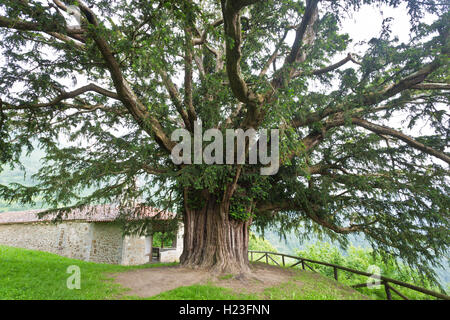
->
{"left": 0, "top": 147, "right": 46, "bottom": 212}
{"left": 254, "top": 228, "right": 369, "bottom": 254}
{"left": 0, "top": 147, "right": 44, "bottom": 184}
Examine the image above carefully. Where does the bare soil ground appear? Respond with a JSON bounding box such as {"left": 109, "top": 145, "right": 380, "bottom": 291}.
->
{"left": 111, "top": 263, "right": 306, "bottom": 298}
{"left": 112, "top": 265, "right": 211, "bottom": 297}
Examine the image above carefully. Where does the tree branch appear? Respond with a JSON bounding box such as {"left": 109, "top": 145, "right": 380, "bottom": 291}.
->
{"left": 292, "top": 53, "right": 360, "bottom": 78}
{"left": 290, "top": 114, "right": 450, "bottom": 166}
{"left": 193, "top": 18, "right": 223, "bottom": 45}
{"left": 350, "top": 118, "right": 450, "bottom": 165}
{"left": 271, "top": 0, "right": 319, "bottom": 89}
{"left": 304, "top": 211, "right": 364, "bottom": 234}
{"left": 412, "top": 83, "right": 450, "bottom": 90}
{"left": 221, "top": 0, "right": 260, "bottom": 105}
{"left": 158, "top": 69, "right": 192, "bottom": 131}
{"left": 363, "top": 59, "right": 446, "bottom": 106}
{"left": 0, "top": 15, "right": 85, "bottom": 42}
{"left": 2, "top": 83, "right": 119, "bottom": 110}
{"left": 184, "top": 2, "right": 197, "bottom": 128}
{"left": 76, "top": 1, "right": 174, "bottom": 152}
{"left": 259, "top": 29, "right": 289, "bottom": 78}
{"left": 290, "top": 53, "right": 448, "bottom": 129}
{"left": 255, "top": 200, "right": 368, "bottom": 234}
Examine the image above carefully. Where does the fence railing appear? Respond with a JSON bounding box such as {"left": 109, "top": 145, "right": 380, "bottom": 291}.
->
{"left": 248, "top": 250, "right": 449, "bottom": 300}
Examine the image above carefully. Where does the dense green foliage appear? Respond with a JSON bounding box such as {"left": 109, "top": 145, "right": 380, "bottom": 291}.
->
{"left": 0, "top": 0, "right": 448, "bottom": 275}
{"left": 248, "top": 233, "right": 448, "bottom": 299}
{"left": 152, "top": 231, "right": 175, "bottom": 248}
{"left": 259, "top": 227, "right": 450, "bottom": 286}
{"left": 296, "top": 242, "right": 447, "bottom": 300}
{"left": 248, "top": 232, "right": 279, "bottom": 252}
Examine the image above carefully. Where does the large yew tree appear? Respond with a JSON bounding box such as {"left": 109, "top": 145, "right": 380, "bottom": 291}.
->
{"left": 0, "top": 0, "right": 449, "bottom": 276}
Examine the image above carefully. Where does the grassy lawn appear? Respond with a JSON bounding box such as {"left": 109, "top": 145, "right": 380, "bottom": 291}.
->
{"left": 144, "top": 271, "right": 367, "bottom": 300}
{"left": 0, "top": 245, "right": 368, "bottom": 300}
{"left": 0, "top": 245, "right": 174, "bottom": 300}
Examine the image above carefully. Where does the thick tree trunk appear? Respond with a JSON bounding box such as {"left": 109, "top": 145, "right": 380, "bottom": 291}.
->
{"left": 180, "top": 195, "right": 251, "bottom": 274}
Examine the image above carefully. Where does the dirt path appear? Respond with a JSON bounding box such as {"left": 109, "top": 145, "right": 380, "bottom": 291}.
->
{"left": 112, "top": 265, "right": 210, "bottom": 297}
{"left": 111, "top": 263, "right": 301, "bottom": 298}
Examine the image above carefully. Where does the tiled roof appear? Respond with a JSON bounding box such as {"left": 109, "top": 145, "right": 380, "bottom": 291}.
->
{"left": 0, "top": 204, "right": 175, "bottom": 225}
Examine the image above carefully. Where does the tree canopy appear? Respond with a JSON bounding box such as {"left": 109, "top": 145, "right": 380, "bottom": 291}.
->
{"left": 0, "top": 0, "right": 449, "bottom": 276}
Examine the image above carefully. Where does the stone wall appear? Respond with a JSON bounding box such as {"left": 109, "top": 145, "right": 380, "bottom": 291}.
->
{"left": 0, "top": 221, "right": 91, "bottom": 261}
{"left": 88, "top": 223, "right": 123, "bottom": 264}
{"left": 159, "top": 248, "right": 179, "bottom": 263}
{"left": 121, "top": 234, "right": 148, "bottom": 265}
{"left": 0, "top": 220, "right": 183, "bottom": 266}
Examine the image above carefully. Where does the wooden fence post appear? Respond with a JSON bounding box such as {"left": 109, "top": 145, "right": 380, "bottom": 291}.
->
{"left": 266, "top": 253, "right": 269, "bottom": 264}
{"left": 384, "top": 282, "right": 392, "bottom": 300}
{"left": 334, "top": 267, "right": 338, "bottom": 281}
{"left": 282, "top": 255, "right": 285, "bottom": 267}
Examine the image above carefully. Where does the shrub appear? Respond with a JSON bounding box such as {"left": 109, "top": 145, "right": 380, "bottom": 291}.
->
{"left": 296, "top": 242, "right": 446, "bottom": 300}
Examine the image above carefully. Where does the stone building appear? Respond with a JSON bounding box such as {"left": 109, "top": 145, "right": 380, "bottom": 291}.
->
{"left": 0, "top": 205, "right": 183, "bottom": 265}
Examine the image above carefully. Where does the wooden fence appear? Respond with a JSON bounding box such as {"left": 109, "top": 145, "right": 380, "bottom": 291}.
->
{"left": 248, "top": 250, "right": 449, "bottom": 300}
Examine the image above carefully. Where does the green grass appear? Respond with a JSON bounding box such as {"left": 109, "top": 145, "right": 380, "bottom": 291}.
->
{"left": 218, "top": 274, "right": 234, "bottom": 280}
{"left": 260, "top": 272, "right": 367, "bottom": 300}
{"left": 139, "top": 270, "right": 368, "bottom": 300}
{"left": 0, "top": 245, "right": 368, "bottom": 300}
{"left": 0, "top": 245, "right": 175, "bottom": 300}
{"left": 143, "top": 284, "right": 257, "bottom": 300}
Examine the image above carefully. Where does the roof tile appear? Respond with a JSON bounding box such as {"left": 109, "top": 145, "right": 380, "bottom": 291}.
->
{"left": 0, "top": 205, "right": 175, "bottom": 225}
